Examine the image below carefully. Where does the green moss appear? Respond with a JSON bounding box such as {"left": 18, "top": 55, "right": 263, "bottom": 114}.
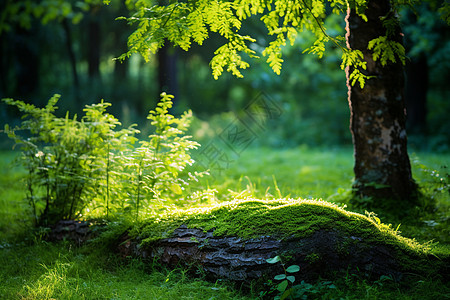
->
{"left": 305, "top": 253, "right": 321, "bottom": 263}
{"left": 135, "top": 198, "right": 433, "bottom": 258}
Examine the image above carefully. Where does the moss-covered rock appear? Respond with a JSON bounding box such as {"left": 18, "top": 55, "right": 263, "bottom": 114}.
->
{"left": 119, "top": 199, "right": 448, "bottom": 283}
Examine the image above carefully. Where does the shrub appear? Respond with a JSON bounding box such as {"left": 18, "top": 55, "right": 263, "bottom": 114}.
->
{"left": 2, "top": 93, "right": 205, "bottom": 225}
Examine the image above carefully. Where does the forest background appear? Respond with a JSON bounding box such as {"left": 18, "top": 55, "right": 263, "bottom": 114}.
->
{"left": 0, "top": 1, "right": 450, "bottom": 299}
{"left": 1, "top": 0, "right": 449, "bottom": 153}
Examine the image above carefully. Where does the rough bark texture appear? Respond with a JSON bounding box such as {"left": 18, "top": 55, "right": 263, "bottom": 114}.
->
{"left": 47, "top": 220, "right": 98, "bottom": 245}
{"left": 345, "top": 1, "right": 417, "bottom": 203}
{"left": 117, "top": 225, "right": 437, "bottom": 283}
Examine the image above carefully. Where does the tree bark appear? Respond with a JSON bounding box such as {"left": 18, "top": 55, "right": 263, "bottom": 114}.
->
{"left": 345, "top": 0, "right": 418, "bottom": 205}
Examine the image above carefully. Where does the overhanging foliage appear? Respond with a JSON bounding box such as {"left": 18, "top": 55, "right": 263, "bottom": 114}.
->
{"left": 112, "top": 0, "right": 449, "bottom": 88}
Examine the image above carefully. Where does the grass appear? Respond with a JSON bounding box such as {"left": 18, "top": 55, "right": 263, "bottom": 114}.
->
{"left": 190, "top": 146, "right": 450, "bottom": 245}
{"left": 0, "top": 151, "right": 28, "bottom": 240}
{"left": 192, "top": 145, "right": 355, "bottom": 200}
{"left": 0, "top": 147, "right": 449, "bottom": 299}
{"left": 0, "top": 240, "right": 252, "bottom": 299}
{"left": 194, "top": 145, "right": 450, "bottom": 200}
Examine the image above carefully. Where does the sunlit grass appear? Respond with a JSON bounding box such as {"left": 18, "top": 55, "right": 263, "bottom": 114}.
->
{"left": 1, "top": 239, "right": 448, "bottom": 299}
{"left": 0, "top": 151, "right": 28, "bottom": 240}
{"left": 0, "top": 241, "right": 252, "bottom": 299}
{"left": 192, "top": 146, "right": 449, "bottom": 204}
{"left": 0, "top": 147, "right": 449, "bottom": 299}
{"left": 189, "top": 146, "right": 353, "bottom": 201}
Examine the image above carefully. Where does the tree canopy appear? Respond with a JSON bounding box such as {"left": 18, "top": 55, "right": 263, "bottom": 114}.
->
{"left": 116, "top": 0, "right": 448, "bottom": 87}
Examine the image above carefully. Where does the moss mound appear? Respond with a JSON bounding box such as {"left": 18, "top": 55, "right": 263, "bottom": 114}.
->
{"left": 123, "top": 199, "right": 449, "bottom": 282}
{"left": 135, "top": 199, "right": 431, "bottom": 255}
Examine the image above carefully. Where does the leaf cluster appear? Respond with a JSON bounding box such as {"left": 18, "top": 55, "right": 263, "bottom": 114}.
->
{"left": 124, "top": 93, "right": 207, "bottom": 219}
{"left": 266, "top": 255, "right": 300, "bottom": 300}
{"left": 117, "top": 0, "right": 450, "bottom": 89}
{"left": 368, "top": 36, "right": 406, "bottom": 66}
{"left": 117, "top": 0, "right": 421, "bottom": 89}
{"left": 118, "top": 0, "right": 364, "bottom": 80}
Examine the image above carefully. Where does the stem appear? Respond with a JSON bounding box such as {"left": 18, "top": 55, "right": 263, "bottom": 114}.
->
{"left": 54, "top": 150, "right": 61, "bottom": 221}
{"left": 68, "top": 179, "right": 76, "bottom": 220}
{"left": 28, "top": 159, "right": 38, "bottom": 226}
{"left": 136, "top": 157, "right": 143, "bottom": 221}
{"left": 300, "top": 0, "right": 347, "bottom": 52}
{"left": 45, "top": 166, "right": 50, "bottom": 221}
{"left": 161, "top": 3, "right": 179, "bottom": 29}
{"left": 106, "top": 143, "right": 110, "bottom": 218}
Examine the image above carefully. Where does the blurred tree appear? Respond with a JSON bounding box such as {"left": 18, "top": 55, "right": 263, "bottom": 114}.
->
{"left": 0, "top": 0, "right": 155, "bottom": 116}
{"left": 117, "top": 0, "right": 449, "bottom": 207}
{"left": 158, "top": 44, "right": 179, "bottom": 103}
{"left": 88, "top": 4, "right": 102, "bottom": 80}
{"left": 401, "top": 1, "right": 450, "bottom": 140}
{"left": 111, "top": 1, "right": 132, "bottom": 93}
{"left": 62, "top": 18, "right": 80, "bottom": 98}
{"left": 0, "top": 26, "right": 39, "bottom": 99}
{"left": 156, "top": 1, "right": 179, "bottom": 103}
{"left": 405, "top": 54, "right": 428, "bottom": 134}
{"left": 0, "top": 0, "right": 91, "bottom": 102}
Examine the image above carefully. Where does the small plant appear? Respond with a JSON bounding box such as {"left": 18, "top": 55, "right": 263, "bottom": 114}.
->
{"left": 78, "top": 100, "right": 139, "bottom": 218}
{"left": 265, "top": 256, "right": 337, "bottom": 299}
{"left": 125, "top": 93, "right": 207, "bottom": 219}
{"left": 2, "top": 95, "right": 126, "bottom": 225}
{"left": 2, "top": 93, "right": 206, "bottom": 224}
{"left": 266, "top": 256, "right": 300, "bottom": 300}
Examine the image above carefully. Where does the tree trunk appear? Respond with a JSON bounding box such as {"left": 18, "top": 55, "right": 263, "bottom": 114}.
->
{"left": 88, "top": 6, "right": 101, "bottom": 80}
{"left": 157, "top": 43, "right": 178, "bottom": 103}
{"left": 3, "top": 28, "right": 40, "bottom": 99}
{"left": 345, "top": 0, "right": 418, "bottom": 206}
{"left": 62, "top": 19, "right": 80, "bottom": 100}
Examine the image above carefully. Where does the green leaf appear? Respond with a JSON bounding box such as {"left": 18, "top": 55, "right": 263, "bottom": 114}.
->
{"left": 286, "top": 265, "right": 300, "bottom": 273}
{"left": 367, "top": 36, "right": 406, "bottom": 66}
{"left": 274, "top": 274, "right": 286, "bottom": 280}
{"left": 277, "top": 280, "right": 289, "bottom": 292}
{"left": 280, "top": 288, "right": 293, "bottom": 300}
{"left": 170, "top": 183, "right": 183, "bottom": 195}
{"left": 266, "top": 256, "right": 281, "bottom": 264}
{"left": 286, "top": 275, "right": 296, "bottom": 283}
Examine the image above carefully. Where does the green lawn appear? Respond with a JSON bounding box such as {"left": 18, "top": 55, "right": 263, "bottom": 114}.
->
{"left": 194, "top": 146, "right": 449, "bottom": 207}
{"left": 203, "top": 146, "right": 355, "bottom": 200}
{"left": 0, "top": 147, "right": 449, "bottom": 299}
